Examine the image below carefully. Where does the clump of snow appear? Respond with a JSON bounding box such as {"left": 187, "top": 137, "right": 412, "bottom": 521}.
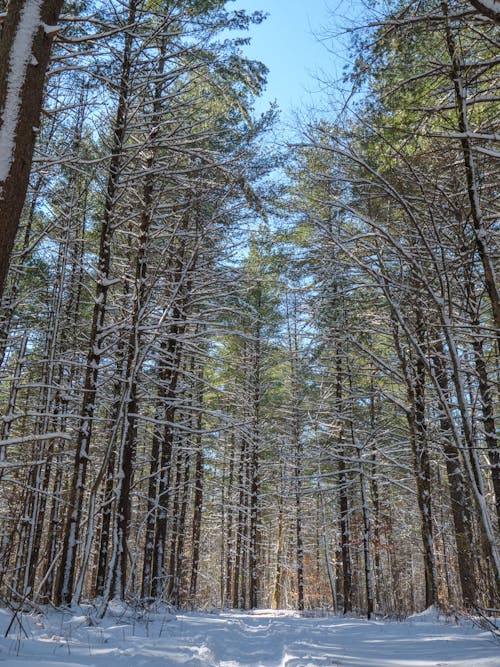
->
{"left": 408, "top": 605, "right": 443, "bottom": 623}
{"left": 0, "top": 605, "right": 498, "bottom": 666}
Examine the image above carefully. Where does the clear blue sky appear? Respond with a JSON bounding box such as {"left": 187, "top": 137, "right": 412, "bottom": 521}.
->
{"left": 230, "top": 0, "right": 364, "bottom": 118}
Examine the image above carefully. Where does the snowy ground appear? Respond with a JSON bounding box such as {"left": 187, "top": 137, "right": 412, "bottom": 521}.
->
{"left": 0, "top": 604, "right": 498, "bottom": 667}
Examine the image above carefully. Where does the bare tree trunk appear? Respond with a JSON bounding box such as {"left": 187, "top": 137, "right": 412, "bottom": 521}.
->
{"left": 248, "top": 443, "right": 260, "bottom": 608}
{"left": 0, "top": 333, "right": 28, "bottom": 472}
{"left": 141, "top": 338, "right": 174, "bottom": 600}
{"left": 189, "top": 382, "right": 205, "bottom": 605}
{"left": 0, "top": 172, "right": 43, "bottom": 368}
{"left": 170, "top": 443, "right": 190, "bottom": 605}
{"left": 232, "top": 437, "right": 246, "bottom": 608}
{"left": 165, "top": 441, "right": 183, "bottom": 602}
{"left": 338, "top": 452, "right": 352, "bottom": 615}
{"left": 287, "top": 297, "right": 304, "bottom": 612}
{"left": 335, "top": 346, "right": 352, "bottom": 614}
{"left": 224, "top": 436, "right": 236, "bottom": 606}
{"left": 369, "top": 386, "right": 384, "bottom": 612}
{"left": 294, "top": 437, "right": 304, "bottom": 612}
{"left": 92, "top": 337, "right": 127, "bottom": 598}
{"left": 141, "top": 401, "right": 162, "bottom": 600}
{"left": 151, "top": 407, "right": 175, "bottom": 599}
{"left": 318, "top": 488, "right": 337, "bottom": 611}
{"left": 248, "top": 342, "right": 261, "bottom": 610}
{"left": 271, "top": 482, "right": 285, "bottom": 610}
{"left": 412, "top": 315, "right": 438, "bottom": 608}
{"left": 94, "top": 449, "right": 117, "bottom": 598}
{"left": 358, "top": 444, "right": 374, "bottom": 618}
{"left": 0, "top": 0, "right": 64, "bottom": 297}
{"left": 25, "top": 138, "right": 85, "bottom": 597}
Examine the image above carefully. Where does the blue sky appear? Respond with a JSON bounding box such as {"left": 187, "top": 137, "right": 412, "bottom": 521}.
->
{"left": 230, "top": 0, "right": 364, "bottom": 119}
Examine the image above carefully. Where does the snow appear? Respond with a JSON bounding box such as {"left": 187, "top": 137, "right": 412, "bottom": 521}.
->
{"left": 0, "top": 606, "right": 498, "bottom": 667}
{"left": 0, "top": 1, "right": 43, "bottom": 188}
{"left": 475, "top": 0, "right": 500, "bottom": 15}
{"left": 42, "top": 22, "right": 61, "bottom": 35}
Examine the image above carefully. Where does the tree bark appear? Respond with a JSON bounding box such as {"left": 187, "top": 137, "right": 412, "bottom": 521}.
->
{"left": 0, "top": 0, "right": 64, "bottom": 297}
{"left": 431, "top": 340, "right": 476, "bottom": 605}
{"left": 189, "top": 383, "right": 205, "bottom": 605}
{"left": 469, "top": 0, "right": 500, "bottom": 24}
{"left": 336, "top": 347, "right": 352, "bottom": 614}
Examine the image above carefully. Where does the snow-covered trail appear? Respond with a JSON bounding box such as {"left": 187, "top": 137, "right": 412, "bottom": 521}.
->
{"left": 0, "top": 606, "right": 498, "bottom": 667}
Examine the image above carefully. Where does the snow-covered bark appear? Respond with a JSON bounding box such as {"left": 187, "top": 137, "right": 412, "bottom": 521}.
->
{"left": 189, "top": 380, "right": 205, "bottom": 604}
{"left": 287, "top": 296, "right": 304, "bottom": 612}
{"left": 469, "top": 0, "right": 500, "bottom": 23}
{"left": 0, "top": 0, "right": 63, "bottom": 297}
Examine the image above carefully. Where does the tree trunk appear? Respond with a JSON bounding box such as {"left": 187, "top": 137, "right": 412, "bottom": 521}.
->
{"left": 224, "top": 436, "right": 236, "bottom": 606}
{"left": 232, "top": 437, "right": 247, "bottom": 608}
{"left": 271, "top": 488, "right": 285, "bottom": 610}
{"left": 335, "top": 346, "right": 352, "bottom": 614}
{"left": 141, "top": 401, "right": 162, "bottom": 601}
{"left": 409, "top": 311, "right": 439, "bottom": 608}
{"left": 0, "top": 0, "right": 64, "bottom": 297}
{"left": 358, "top": 446, "right": 374, "bottom": 618}
{"left": 189, "top": 384, "right": 205, "bottom": 605}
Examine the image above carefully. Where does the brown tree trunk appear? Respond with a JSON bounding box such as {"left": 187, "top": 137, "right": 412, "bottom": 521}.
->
{"left": 335, "top": 345, "right": 352, "bottom": 614}
{"left": 338, "top": 452, "right": 352, "bottom": 614}
{"left": 232, "top": 437, "right": 247, "bottom": 608}
{"left": 189, "top": 384, "right": 205, "bottom": 605}
{"left": 248, "top": 314, "right": 261, "bottom": 610}
{"left": 0, "top": 0, "right": 64, "bottom": 297}
{"left": 94, "top": 449, "right": 116, "bottom": 598}
{"left": 141, "top": 401, "right": 162, "bottom": 600}
{"left": 409, "top": 311, "right": 438, "bottom": 608}
{"left": 271, "top": 488, "right": 285, "bottom": 610}
{"left": 224, "top": 436, "right": 236, "bottom": 606}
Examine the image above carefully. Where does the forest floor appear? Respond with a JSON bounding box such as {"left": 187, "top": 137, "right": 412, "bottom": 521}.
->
{"left": 0, "top": 604, "right": 498, "bottom": 666}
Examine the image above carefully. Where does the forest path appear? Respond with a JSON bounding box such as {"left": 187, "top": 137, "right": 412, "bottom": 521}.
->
{"left": 0, "top": 606, "right": 498, "bottom": 666}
